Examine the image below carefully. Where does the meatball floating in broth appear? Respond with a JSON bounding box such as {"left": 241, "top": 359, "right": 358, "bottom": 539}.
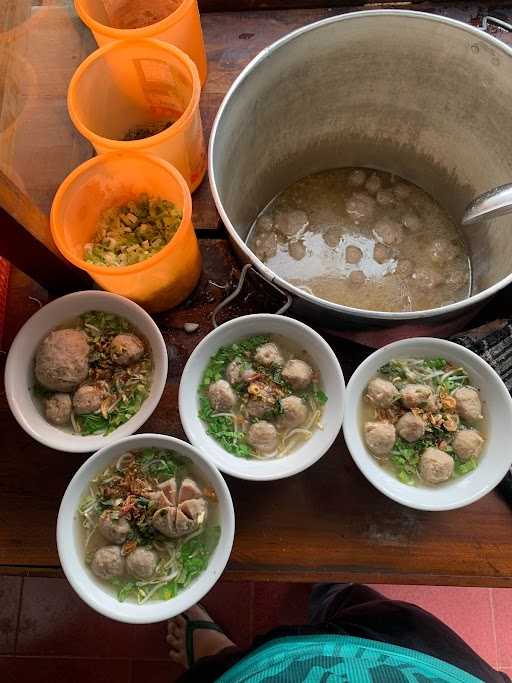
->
{"left": 78, "top": 448, "right": 220, "bottom": 604}
{"left": 247, "top": 167, "right": 470, "bottom": 313}
{"left": 33, "top": 311, "right": 153, "bottom": 437}
{"left": 360, "top": 356, "right": 486, "bottom": 486}
{"left": 198, "top": 335, "right": 327, "bottom": 460}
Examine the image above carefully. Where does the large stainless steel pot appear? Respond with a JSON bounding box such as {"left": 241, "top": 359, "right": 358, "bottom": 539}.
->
{"left": 209, "top": 10, "right": 512, "bottom": 330}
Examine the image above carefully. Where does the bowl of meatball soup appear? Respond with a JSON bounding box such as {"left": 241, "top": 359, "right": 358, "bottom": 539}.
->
{"left": 57, "top": 433, "right": 235, "bottom": 623}
{"left": 179, "top": 314, "right": 345, "bottom": 480}
{"left": 4, "top": 291, "right": 167, "bottom": 452}
{"left": 343, "top": 337, "right": 512, "bottom": 511}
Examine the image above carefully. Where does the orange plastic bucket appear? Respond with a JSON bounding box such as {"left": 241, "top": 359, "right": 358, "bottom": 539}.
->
{"left": 67, "top": 39, "right": 206, "bottom": 192}
{"left": 50, "top": 151, "right": 202, "bottom": 313}
{"left": 74, "top": 0, "right": 207, "bottom": 85}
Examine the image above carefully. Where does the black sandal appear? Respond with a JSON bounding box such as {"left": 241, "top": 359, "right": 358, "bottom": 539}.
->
{"left": 182, "top": 611, "right": 227, "bottom": 667}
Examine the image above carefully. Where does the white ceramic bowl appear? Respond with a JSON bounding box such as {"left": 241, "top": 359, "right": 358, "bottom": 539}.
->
{"left": 343, "top": 337, "right": 512, "bottom": 511}
{"left": 179, "top": 314, "right": 345, "bottom": 480}
{"left": 57, "top": 434, "right": 235, "bottom": 623}
{"left": 4, "top": 290, "right": 167, "bottom": 453}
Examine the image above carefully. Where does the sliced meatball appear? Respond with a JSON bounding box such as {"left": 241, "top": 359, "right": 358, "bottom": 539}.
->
{"left": 254, "top": 342, "right": 284, "bottom": 368}
{"left": 274, "top": 210, "right": 308, "bottom": 237}
{"left": 247, "top": 421, "right": 278, "bottom": 455}
{"left": 452, "top": 429, "right": 484, "bottom": 461}
{"left": 208, "top": 379, "right": 236, "bottom": 412}
{"left": 453, "top": 387, "right": 483, "bottom": 422}
{"left": 349, "top": 270, "right": 366, "bottom": 285}
{"left": 157, "top": 477, "right": 177, "bottom": 506}
{"left": 396, "top": 412, "right": 425, "bottom": 443}
{"left": 177, "top": 498, "right": 208, "bottom": 535}
{"left": 110, "top": 333, "right": 144, "bottom": 366}
{"left": 253, "top": 231, "right": 277, "bottom": 261}
{"left": 346, "top": 192, "right": 376, "bottom": 221}
{"left": 374, "top": 219, "right": 402, "bottom": 246}
{"left": 401, "top": 384, "right": 434, "bottom": 409}
{"left": 348, "top": 169, "right": 366, "bottom": 187}
{"left": 277, "top": 395, "right": 308, "bottom": 430}
{"left": 91, "top": 545, "right": 125, "bottom": 580}
{"left": 364, "top": 421, "right": 396, "bottom": 456}
{"left": 288, "top": 240, "right": 306, "bottom": 261}
{"left": 126, "top": 547, "right": 158, "bottom": 580}
{"left": 98, "top": 511, "right": 131, "bottom": 545}
{"left": 420, "top": 447, "right": 454, "bottom": 484}
{"left": 178, "top": 478, "right": 202, "bottom": 504}
{"left": 346, "top": 245, "right": 363, "bottom": 264}
{"left": 35, "top": 329, "right": 89, "bottom": 392}
{"left": 152, "top": 506, "right": 177, "bottom": 537}
{"left": 72, "top": 383, "right": 105, "bottom": 415}
{"left": 365, "top": 173, "right": 382, "bottom": 195}
{"left": 44, "top": 393, "right": 72, "bottom": 426}
{"left": 366, "top": 377, "right": 399, "bottom": 408}
{"left": 373, "top": 243, "right": 390, "bottom": 264}
{"left": 282, "top": 359, "right": 314, "bottom": 390}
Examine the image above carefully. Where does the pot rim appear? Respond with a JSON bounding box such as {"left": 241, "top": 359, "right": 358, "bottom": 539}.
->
{"left": 208, "top": 9, "right": 512, "bottom": 321}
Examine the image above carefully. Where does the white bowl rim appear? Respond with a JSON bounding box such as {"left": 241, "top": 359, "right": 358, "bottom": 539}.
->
{"left": 343, "top": 336, "right": 512, "bottom": 511}
{"left": 179, "top": 313, "right": 345, "bottom": 480}
{"left": 56, "top": 433, "right": 235, "bottom": 624}
{"left": 4, "top": 290, "right": 168, "bottom": 453}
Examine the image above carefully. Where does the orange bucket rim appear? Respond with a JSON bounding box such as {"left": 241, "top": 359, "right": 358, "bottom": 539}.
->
{"left": 74, "top": 0, "right": 195, "bottom": 38}
{"left": 50, "top": 151, "right": 193, "bottom": 277}
{"left": 67, "top": 38, "right": 201, "bottom": 149}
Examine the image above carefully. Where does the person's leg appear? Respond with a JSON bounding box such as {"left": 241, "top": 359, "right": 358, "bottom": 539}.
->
{"left": 309, "top": 583, "right": 508, "bottom": 683}
{"left": 167, "top": 604, "right": 247, "bottom": 683}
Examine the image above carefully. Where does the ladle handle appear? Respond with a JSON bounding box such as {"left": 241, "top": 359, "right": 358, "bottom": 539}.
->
{"left": 462, "top": 183, "right": 512, "bottom": 225}
{"left": 211, "top": 263, "right": 292, "bottom": 328}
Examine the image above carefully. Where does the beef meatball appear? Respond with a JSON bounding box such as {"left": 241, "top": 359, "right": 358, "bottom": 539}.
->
{"left": 396, "top": 259, "right": 414, "bottom": 277}
{"left": 373, "top": 243, "right": 390, "bottom": 264}
{"left": 376, "top": 189, "right": 396, "bottom": 207}
{"left": 288, "top": 240, "right": 306, "bottom": 261}
{"left": 401, "top": 211, "right": 421, "bottom": 233}
{"left": 254, "top": 342, "right": 284, "bottom": 368}
{"left": 208, "top": 380, "right": 236, "bottom": 412}
{"left": 177, "top": 498, "right": 207, "bottom": 535}
{"left": 346, "top": 193, "right": 376, "bottom": 222}
{"left": 178, "top": 478, "right": 202, "bottom": 504}
{"left": 91, "top": 545, "right": 125, "bottom": 580}
{"left": 226, "top": 359, "right": 243, "bottom": 385}
{"left": 35, "top": 329, "right": 89, "bottom": 392}
{"left": 393, "top": 183, "right": 411, "bottom": 199}
{"left": 346, "top": 245, "right": 363, "bottom": 264}
{"left": 374, "top": 219, "right": 402, "bottom": 246}
{"left": 254, "top": 215, "right": 273, "bottom": 233}
{"left": 365, "top": 173, "right": 382, "bottom": 195}
{"left": 348, "top": 169, "right": 366, "bottom": 187}
{"left": 412, "top": 268, "right": 442, "bottom": 290}
{"left": 430, "top": 238, "right": 459, "bottom": 265}
{"left": 126, "top": 547, "right": 158, "bottom": 580}
{"left": 364, "top": 421, "right": 396, "bottom": 456}
{"left": 396, "top": 412, "right": 425, "bottom": 442}
{"left": 401, "top": 384, "right": 434, "bottom": 409}
{"left": 277, "top": 396, "right": 308, "bottom": 430}
{"left": 72, "top": 383, "right": 105, "bottom": 415}
{"left": 247, "top": 421, "right": 278, "bottom": 455}
{"left": 44, "top": 393, "right": 72, "bottom": 426}
{"left": 420, "top": 447, "right": 454, "bottom": 484}
{"left": 274, "top": 210, "right": 308, "bottom": 237}
{"left": 349, "top": 270, "right": 366, "bottom": 285}
{"left": 366, "top": 377, "right": 399, "bottom": 408}
{"left": 324, "top": 226, "right": 342, "bottom": 248}
{"left": 453, "top": 387, "right": 483, "bottom": 422}
{"left": 282, "top": 359, "right": 314, "bottom": 390}
{"left": 246, "top": 398, "right": 269, "bottom": 418}
{"left": 253, "top": 231, "right": 277, "bottom": 261}
{"left": 98, "top": 511, "right": 130, "bottom": 545}
{"left": 452, "top": 429, "right": 484, "bottom": 461}
{"left": 110, "top": 333, "right": 144, "bottom": 366}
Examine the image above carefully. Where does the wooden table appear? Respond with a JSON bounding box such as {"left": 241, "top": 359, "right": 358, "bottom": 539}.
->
{"left": 1, "top": 2, "right": 512, "bottom": 588}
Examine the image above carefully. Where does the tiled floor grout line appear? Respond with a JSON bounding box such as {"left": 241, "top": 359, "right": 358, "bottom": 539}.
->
{"left": 13, "top": 577, "right": 24, "bottom": 655}
{"left": 488, "top": 587, "right": 500, "bottom": 669}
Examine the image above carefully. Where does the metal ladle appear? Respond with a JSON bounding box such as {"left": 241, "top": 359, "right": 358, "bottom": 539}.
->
{"left": 462, "top": 184, "right": 512, "bottom": 226}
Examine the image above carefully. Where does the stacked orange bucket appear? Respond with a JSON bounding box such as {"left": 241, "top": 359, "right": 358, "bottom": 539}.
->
{"left": 51, "top": 0, "right": 207, "bottom": 312}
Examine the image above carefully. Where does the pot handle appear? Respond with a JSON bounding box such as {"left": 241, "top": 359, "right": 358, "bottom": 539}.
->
{"left": 211, "top": 263, "right": 293, "bottom": 328}
{"left": 481, "top": 15, "right": 512, "bottom": 33}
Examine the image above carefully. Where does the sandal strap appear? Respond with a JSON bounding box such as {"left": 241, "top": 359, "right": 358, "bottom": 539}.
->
{"left": 183, "top": 615, "right": 225, "bottom": 668}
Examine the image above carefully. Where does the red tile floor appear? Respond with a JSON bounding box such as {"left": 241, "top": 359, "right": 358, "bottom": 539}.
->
{"left": 1, "top": 575, "right": 511, "bottom": 682}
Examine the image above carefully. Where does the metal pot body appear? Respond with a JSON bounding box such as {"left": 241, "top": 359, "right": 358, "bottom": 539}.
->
{"left": 209, "top": 10, "right": 512, "bottom": 329}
